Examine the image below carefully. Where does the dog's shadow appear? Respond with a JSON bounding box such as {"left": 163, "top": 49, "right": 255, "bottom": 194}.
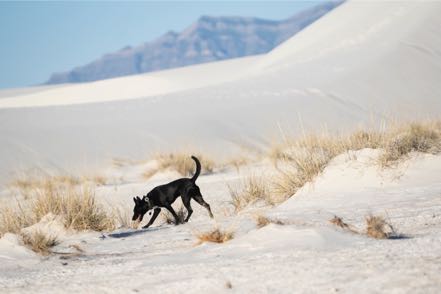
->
{"left": 107, "top": 226, "right": 170, "bottom": 239}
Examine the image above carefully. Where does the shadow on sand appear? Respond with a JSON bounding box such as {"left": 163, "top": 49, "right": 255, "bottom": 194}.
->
{"left": 107, "top": 226, "right": 170, "bottom": 239}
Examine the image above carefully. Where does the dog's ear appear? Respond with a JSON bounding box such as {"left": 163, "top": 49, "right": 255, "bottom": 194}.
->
{"left": 133, "top": 197, "right": 138, "bottom": 204}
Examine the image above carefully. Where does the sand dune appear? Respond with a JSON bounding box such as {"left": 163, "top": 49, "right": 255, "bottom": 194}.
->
{"left": 0, "top": 1, "right": 440, "bottom": 181}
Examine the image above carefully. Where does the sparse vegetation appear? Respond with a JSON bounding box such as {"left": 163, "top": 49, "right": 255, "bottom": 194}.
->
{"left": 196, "top": 227, "right": 234, "bottom": 244}
{"left": 229, "top": 176, "right": 273, "bottom": 212}
{"left": 155, "top": 152, "right": 215, "bottom": 176}
{"left": 379, "top": 122, "right": 441, "bottom": 167}
{"left": 225, "top": 156, "right": 250, "bottom": 172}
{"left": 365, "top": 215, "right": 394, "bottom": 239}
{"left": 0, "top": 176, "right": 115, "bottom": 238}
{"left": 162, "top": 205, "right": 186, "bottom": 225}
{"left": 255, "top": 215, "right": 286, "bottom": 228}
{"left": 329, "top": 215, "right": 396, "bottom": 239}
{"left": 114, "top": 207, "right": 136, "bottom": 229}
{"left": 270, "top": 120, "right": 441, "bottom": 201}
{"left": 21, "top": 231, "right": 58, "bottom": 255}
{"left": 329, "top": 216, "right": 358, "bottom": 234}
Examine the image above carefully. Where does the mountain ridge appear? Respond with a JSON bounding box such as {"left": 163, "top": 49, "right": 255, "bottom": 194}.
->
{"left": 46, "top": 1, "right": 342, "bottom": 84}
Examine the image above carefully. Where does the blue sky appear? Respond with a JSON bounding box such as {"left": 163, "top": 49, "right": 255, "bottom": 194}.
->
{"left": 0, "top": 1, "right": 319, "bottom": 89}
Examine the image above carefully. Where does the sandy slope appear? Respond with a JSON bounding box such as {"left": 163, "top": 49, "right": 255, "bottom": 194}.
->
{"left": 0, "top": 1, "right": 440, "bottom": 183}
{"left": 0, "top": 150, "right": 440, "bottom": 293}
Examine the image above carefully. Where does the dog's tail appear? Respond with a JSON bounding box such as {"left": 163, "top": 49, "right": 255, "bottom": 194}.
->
{"left": 190, "top": 156, "right": 201, "bottom": 183}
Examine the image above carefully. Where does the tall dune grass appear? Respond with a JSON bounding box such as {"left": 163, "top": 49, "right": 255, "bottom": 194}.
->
{"left": 0, "top": 176, "right": 114, "bottom": 238}
{"left": 270, "top": 120, "right": 441, "bottom": 201}
{"left": 229, "top": 176, "right": 273, "bottom": 212}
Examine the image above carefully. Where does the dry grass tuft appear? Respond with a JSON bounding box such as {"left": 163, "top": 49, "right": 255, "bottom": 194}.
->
{"left": 142, "top": 169, "right": 158, "bottom": 180}
{"left": 155, "top": 153, "right": 215, "bottom": 176}
{"left": 21, "top": 231, "right": 58, "bottom": 255}
{"left": 329, "top": 216, "right": 358, "bottom": 234}
{"left": 0, "top": 205, "right": 34, "bottom": 236}
{"left": 229, "top": 176, "right": 273, "bottom": 212}
{"left": 30, "top": 183, "right": 114, "bottom": 231}
{"left": 329, "top": 215, "right": 397, "bottom": 239}
{"left": 1, "top": 176, "right": 115, "bottom": 238}
{"left": 114, "top": 207, "right": 136, "bottom": 229}
{"left": 225, "top": 156, "right": 250, "bottom": 172}
{"left": 271, "top": 136, "right": 336, "bottom": 201}
{"left": 365, "top": 215, "right": 394, "bottom": 239}
{"left": 163, "top": 206, "right": 187, "bottom": 225}
{"left": 255, "top": 215, "right": 286, "bottom": 228}
{"left": 379, "top": 122, "right": 441, "bottom": 166}
{"left": 88, "top": 175, "right": 107, "bottom": 186}
{"left": 196, "top": 228, "right": 234, "bottom": 244}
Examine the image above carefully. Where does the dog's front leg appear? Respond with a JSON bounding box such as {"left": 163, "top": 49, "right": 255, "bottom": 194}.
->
{"left": 143, "top": 208, "right": 161, "bottom": 229}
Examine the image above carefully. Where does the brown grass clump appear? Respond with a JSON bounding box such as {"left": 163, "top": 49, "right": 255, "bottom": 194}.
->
{"left": 155, "top": 153, "right": 215, "bottom": 176}
{"left": 30, "top": 183, "right": 114, "bottom": 231}
{"left": 196, "top": 228, "right": 234, "bottom": 244}
{"left": 379, "top": 122, "right": 441, "bottom": 166}
{"left": 271, "top": 136, "right": 337, "bottom": 201}
{"left": 0, "top": 176, "right": 114, "bottom": 238}
{"left": 365, "top": 215, "right": 394, "bottom": 239}
{"left": 21, "top": 231, "right": 58, "bottom": 255}
{"left": 255, "top": 215, "right": 286, "bottom": 228}
{"left": 163, "top": 205, "right": 187, "bottom": 225}
{"left": 10, "top": 175, "right": 81, "bottom": 194}
{"left": 229, "top": 176, "right": 273, "bottom": 212}
{"left": 0, "top": 205, "right": 34, "bottom": 236}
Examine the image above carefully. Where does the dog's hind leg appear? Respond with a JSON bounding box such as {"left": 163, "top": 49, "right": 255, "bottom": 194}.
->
{"left": 182, "top": 197, "right": 193, "bottom": 223}
{"left": 193, "top": 194, "right": 214, "bottom": 218}
{"left": 164, "top": 204, "right": 181, "bottom": 225}
{"left": 143, "top": 207, "right": 161, "bottom": 229}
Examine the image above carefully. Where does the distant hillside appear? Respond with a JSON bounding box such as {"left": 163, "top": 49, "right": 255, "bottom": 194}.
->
{"left": 46, "top": 1, "right": 342, "bottom": 84}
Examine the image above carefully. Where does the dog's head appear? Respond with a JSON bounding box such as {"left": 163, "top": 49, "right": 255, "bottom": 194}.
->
{"left": 132, "top": 195, "right": 151, "bottom": 222}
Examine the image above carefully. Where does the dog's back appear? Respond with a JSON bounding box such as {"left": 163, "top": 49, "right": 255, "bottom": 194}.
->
{"left": 149, "top": 156, "right": 201, "bottom": 205}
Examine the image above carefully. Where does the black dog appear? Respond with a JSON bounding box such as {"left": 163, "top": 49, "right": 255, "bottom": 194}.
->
{"left": 132, "top": 156, "right": 213, "bottom": 229}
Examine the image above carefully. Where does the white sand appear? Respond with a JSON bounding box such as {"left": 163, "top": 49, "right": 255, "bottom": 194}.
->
{"left": 0, "top": 150, "right": 440, "bottom": 293}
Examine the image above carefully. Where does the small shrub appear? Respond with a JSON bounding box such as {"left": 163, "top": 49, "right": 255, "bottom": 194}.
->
{"left": 365, "top": 215, "right": 394, "bottom": 239}
{"left": 21, "top": 231, "right": 58, "bottom": 255}
{"left": 196, "top": 228, "right": 234, "bottom": 244}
